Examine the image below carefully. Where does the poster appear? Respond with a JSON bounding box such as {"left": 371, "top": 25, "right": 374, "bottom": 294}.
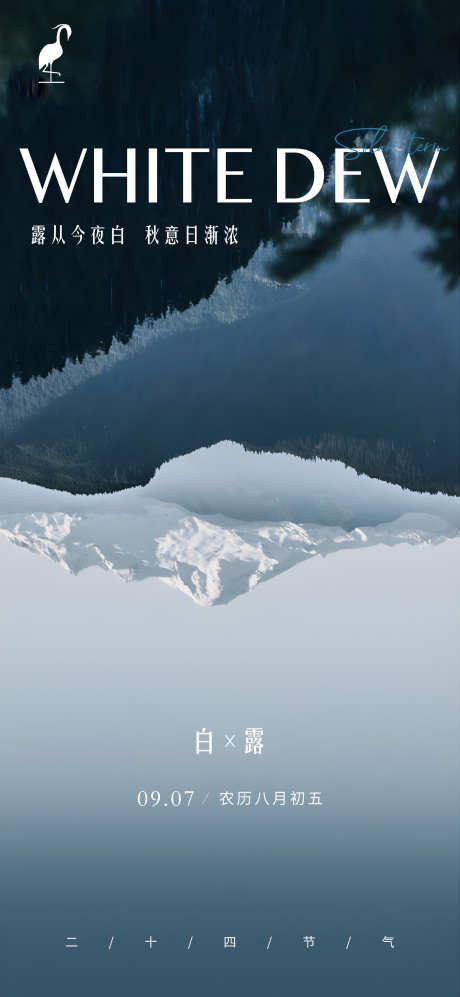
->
{"left": 1, "top": 3, "right": 459, "bottom": 994}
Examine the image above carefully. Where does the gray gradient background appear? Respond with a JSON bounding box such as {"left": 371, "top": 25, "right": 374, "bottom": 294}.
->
{"left": 2, "top": 530, "right": 459, "bottom": 995}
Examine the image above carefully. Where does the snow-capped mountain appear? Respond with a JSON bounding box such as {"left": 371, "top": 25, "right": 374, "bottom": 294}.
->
{"left": 0, "top": 443, "right": 459, "bottom": 606}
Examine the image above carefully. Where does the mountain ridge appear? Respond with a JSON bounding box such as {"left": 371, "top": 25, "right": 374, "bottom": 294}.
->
{"left": 1, "top": 444, "right": 458, "bottom": 605}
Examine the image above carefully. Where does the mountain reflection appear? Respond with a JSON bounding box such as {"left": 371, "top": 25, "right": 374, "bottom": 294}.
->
{"left": 0, "top": 218, "right": 458, "bottom": 496}
{"left": 0, "top": 0, "right": 458, "bottom": 497}
{"left": 1, "top": 444, "right": 459, "bottom": 606}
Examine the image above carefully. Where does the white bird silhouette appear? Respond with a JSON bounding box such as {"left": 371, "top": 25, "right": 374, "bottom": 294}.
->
{"left": 38, "top": 24, "right": 72, "bottom": 82}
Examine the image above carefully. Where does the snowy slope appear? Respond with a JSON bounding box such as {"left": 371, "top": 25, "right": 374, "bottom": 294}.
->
{"left": 0, "top": 443, "right": 459, "bottom": 606}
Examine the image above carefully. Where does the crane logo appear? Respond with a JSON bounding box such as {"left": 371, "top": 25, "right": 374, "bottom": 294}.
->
{"left": 38, "top": 24, "right": 72, "bottom": 84}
